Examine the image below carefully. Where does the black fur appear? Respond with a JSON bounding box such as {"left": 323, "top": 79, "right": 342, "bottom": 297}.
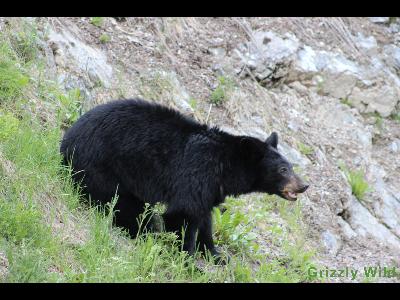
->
{"left": 60, "top": 99, "right": 302, "bottom": 259}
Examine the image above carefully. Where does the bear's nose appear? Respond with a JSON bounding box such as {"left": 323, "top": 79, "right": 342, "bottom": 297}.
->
{"left": 298, "top": 184, "right": 309, "bottom": 193}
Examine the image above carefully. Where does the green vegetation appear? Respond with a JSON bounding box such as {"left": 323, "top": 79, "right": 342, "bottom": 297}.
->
{"left": 340, "top": 97, "right": 353, "bottom": 107}
{"left": 99, "top": 34, "right": 111, "bottom": 44}
{"left": 138, "top": 72, "right": 174, "bottom": 101}
{"left": 0, "top": 43, "right": 29, "bottom": 103}
{"left": 189, "top": 98, "right": 197, "bottom": 110}
{"left": 366, "top": 112, "right": 384, "bottom": 130}
{"left": 213, "top": 205, "right": 258, "bottom": 254}
{"left": 339, "top": 164, "right": 370, "bottom": 201}
{"left": 390, "top": 112, "right": 400, "bottom": 123}
{"left": 0, "top": 18, "right": 316, "bottom": 283}
{"left": 374, "top": 113, "right": 383, "bottom": 130}
{"left": 210, "top": 76, "right": 234, "bottom": 106}
{"left": 90, "top": 17, "right": 104, "bottom": 27}
{"left": 297, "top": 142, "right": 314, "bottom": 156}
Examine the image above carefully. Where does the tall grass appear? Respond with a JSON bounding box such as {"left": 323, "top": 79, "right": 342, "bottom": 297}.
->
{"left": 339, "top": 164, "right": 370, "bottom": 201}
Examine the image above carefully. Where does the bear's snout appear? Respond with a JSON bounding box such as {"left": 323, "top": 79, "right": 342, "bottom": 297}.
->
{"left": 280, "top": 175, "right": 309, "bottom": 201}
{"left": 297, "top": 184, "right": 309, "bottom": 193}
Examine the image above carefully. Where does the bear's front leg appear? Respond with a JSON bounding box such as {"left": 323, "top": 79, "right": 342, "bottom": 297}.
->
{"left": 163, "top": 212, "right": 198, "bottom": 256}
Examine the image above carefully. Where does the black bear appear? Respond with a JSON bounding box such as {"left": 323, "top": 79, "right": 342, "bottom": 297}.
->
{"left": 60, "top": 99, "right": 308, "bottom": 260}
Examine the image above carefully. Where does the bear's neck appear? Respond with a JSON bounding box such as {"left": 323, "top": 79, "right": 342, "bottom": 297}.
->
{"left": 206, "top": 127, "right": 258, "bottom": 198}
{"left": 220, "top": 147, "right": 257, "bottom": 198}
{"left": 221, "top": 164, "right": 256, "bottom": 197}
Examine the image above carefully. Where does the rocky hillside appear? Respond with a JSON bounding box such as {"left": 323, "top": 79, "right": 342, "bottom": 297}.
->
{"left": 1, "top": 17, "right": 400, "bottom": 282}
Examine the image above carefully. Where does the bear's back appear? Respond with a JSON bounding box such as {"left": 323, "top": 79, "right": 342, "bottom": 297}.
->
{"left": 60, "top": 99, "right": 208, "bottom": 169}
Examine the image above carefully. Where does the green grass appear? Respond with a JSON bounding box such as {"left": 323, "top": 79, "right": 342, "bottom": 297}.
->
{"left": 189, "top": 98, "right": 198, "bottom": 110}
{"left": 339, "top": 164, "right": 370, "bottom": 201}
{"left": 0, "top": 18, "right": 316, "bottom": 283}
{"left": 366, "top": 112, "right": 384, "bottom": 130}
{"left": 210, "top": 76, "right": 234, "bottom": 106}
{"left": 99, "top": 34, "right": 111, "bottom": 44}
{"left": 340, "top": 97, "right": 353, "bottom": 107}
{"left": 390, "top": 112, "right": 400, "bottom": 123}
{"left": 90, "top": 17, "right": 104, "bottom": 27}
{"left": 0, "top": 42, "right": 30, "bottom": 103}
{"left": 56, "top": 88, "right": 82, "bottom": 127}
{"left": 375, "top": 114, "right": 383, "bottom": 130}
{"left": 297, "top": 142, "right": 314, "bottom": 156}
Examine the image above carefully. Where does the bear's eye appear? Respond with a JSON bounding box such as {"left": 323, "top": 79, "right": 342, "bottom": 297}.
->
{"left": 279, "top": 167, "right": 288, "bottom": 174}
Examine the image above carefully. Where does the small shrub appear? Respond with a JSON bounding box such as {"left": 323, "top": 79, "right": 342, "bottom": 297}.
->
{"left": 210, "top": 86, "right": 225, "bottom": 105}
{"left": 390, "top": 112, "right": 400, "bottom": 123}
{"left": 189, "top": 98, "right": 197, "bottom": 110}
{"left": 90, "top": 17, "right": 104, "bottom": 27}
{"left": 0, "top": 43, "right": 30, "bottom": 103}
{"left": 340, "top": 165, "right": 370, "bottom": 201}
{"left": 56, "top": 88, "right": 82, "bottom": 126}
{"left": 209, "top": 76, "right": 234, "bottom": 106}
{"left": 297, "top": 142, "right": 314, "bottom": 156}
{"left": 8, "top": 22, "right": 39, "bottom": 63}
{"left": 212, "top": 206, "right": 258, "bottom": 253}
{"left": 375, "top": 114, "right": 383, "bottom": 130}
{"left": 99, "top": 34, "right": 110, "bottom": 44}
{"left": 0, "top": 111, "right": 19, "bottom": 141}
{"left": 340, "top": 97, "right": 353, "bottom": 107}
{"left": 5, "top": 244, "right": 50, "bottom": 283}
{"left": 0, "top": 195, "right": 53, "bottom": 248}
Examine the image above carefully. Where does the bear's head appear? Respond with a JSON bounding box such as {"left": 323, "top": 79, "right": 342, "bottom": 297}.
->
{"left": 240, "top": 132, "right": 309, "bottom": 201}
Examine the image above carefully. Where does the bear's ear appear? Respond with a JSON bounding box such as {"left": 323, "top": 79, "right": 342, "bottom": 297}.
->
{"left": 239, "top": 138, "right": 264, "bottom": 162}
{"left": 266, "top": 132, "right": 278, "bottom": 149}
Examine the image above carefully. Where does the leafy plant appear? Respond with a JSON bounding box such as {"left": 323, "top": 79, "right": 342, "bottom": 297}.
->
{"left": 340, "top": 164, "right": 370, "bottom": 201}
{"left": 209, "top": 76, "right": 234, "bottom": 105}
{"left": 390, "top": 112, "right": 400, "bottom": 123}
{"left": 56, "top": 88, "right": 82, "bottom": 126}
{"left": 212, "top": 206, "right": 258, "bottom": 253}
{"left": 90, "top": 17, "right": 104, "bottom": 27}
{"left": 189, "top": 98, "right": 197, "bottom": 110}
{"left": 0, "top": 43, "right": 29, "bottom": 103}
{"left": 374, "top": 113, "right": 383, "bottom": 130}
{"left": 0, "top": 111, "right": 19, "bottom": 141}
{"left": 8, "top": 20, "right": 39, "bottom": 63}
{"left": 340, "top": 97, "right": 353, "bottom": 107}
{"left": 99, "top": 34, "right": 110, "bottom": 44}
{"left": 297, "top": 142, "right": 314, "bottom": 156}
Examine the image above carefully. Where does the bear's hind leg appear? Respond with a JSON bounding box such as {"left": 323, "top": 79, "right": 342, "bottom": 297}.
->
{"left": 113, "top": 196, "right": 154, "bottom": 238}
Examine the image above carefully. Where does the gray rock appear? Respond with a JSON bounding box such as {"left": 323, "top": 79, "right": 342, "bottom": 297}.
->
{"left": 237, "top": 31, "right": 300, "bottom": 86}
{"left": 322, "top": 230, "right": 342, "bottom": 255}
{"left": 368, "top": 164, "right": 400, "bottom": 237}
{"left": 389, "top": 139, "right": 400, "bottom": 153}
{"left": 158, "top": 71, "right": 194, "bottom": 115}
{"left": 354, "top": 33, "right": 378, "bottom": 52}
{"left": 349, "top": 84, "right": 400, "bottom": 117}
{"left": 346, "top": 196, "right": 400, "bottom": 250}
{"left": 383, "top": 45, "right": 400, "bottom": 69}
{"left": 369, "top": 17, "right": 390, "bottom": 24}
{"left": 48, "top": 27, "right": 113, "bottom": 88}
{"left": 337, "top": 217, "right": 357, "bottom": 240}
{"left": 236, "top": 30, "right": 400, "bottom": 117}
{"left": 292, "top": 44, "right": 400, "bottom": 117}
{"left": 294, "top": 46, "right": 362, "bottom": 78}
